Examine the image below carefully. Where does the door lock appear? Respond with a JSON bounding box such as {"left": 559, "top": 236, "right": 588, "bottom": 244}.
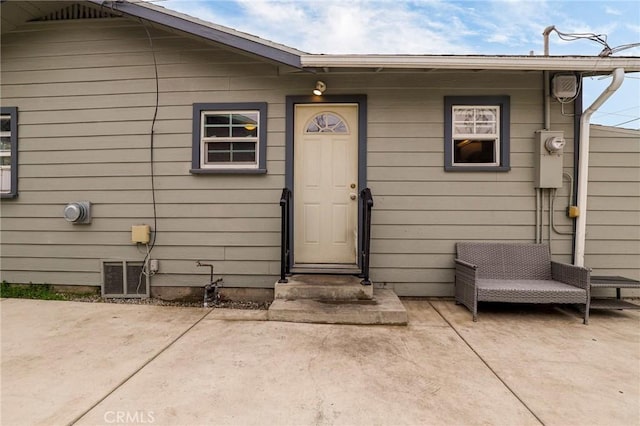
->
{"left": 350, "top": 193, "right": 357, "bottom": 200}
{"left": 350, "top": 183, "right": 356, "bottom": 189}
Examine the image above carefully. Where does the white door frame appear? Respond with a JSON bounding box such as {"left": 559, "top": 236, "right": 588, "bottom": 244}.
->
{"left": 285, "top": 95, "right": 368, "bottom": 269}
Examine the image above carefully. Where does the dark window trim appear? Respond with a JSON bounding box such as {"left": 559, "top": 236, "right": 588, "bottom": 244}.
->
{"left": 191, "top": 102, "right": 267, "bottom": 174}
{"left": 1, "top": 106, "right": 18, "bottom": 199}
{"left": 444, "top": 95, "right": 510, "bottom": 172}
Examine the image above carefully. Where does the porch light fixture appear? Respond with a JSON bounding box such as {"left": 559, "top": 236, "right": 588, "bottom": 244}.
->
{"left": 313, "top": 80, "right": 326, "bottom": 96}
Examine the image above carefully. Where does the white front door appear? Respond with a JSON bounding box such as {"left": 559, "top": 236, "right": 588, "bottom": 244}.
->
{"left": 294, "top": 104, "right": 359, "bottom": 265}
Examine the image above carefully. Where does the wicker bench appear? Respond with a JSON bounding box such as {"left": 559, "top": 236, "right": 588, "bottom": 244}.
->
{"left": 454, "top": 242, "right": 591, "bottom": 324}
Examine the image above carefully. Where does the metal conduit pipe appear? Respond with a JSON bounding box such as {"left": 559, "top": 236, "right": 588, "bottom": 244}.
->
{"left": 540, "top": 189, "right": 545, "bottom": 244}
{"left": 574, "top": 68, "right": 625, "bottom": 266}
{"left": 543, "top": 25, "right": 555, "bottom": 56}
{"left": 548, "top": 174, "right": 575, "bottom": 244}
{"left": 549, "top": 190, "right": 553, "bottom": 244}
{"left": 543, "top": 72, "right": 551, "bottom": 130}
{"left": 551, "top": 173, "right": 575, "bottom": 236}
{"left": 535, "top": 189, "right": 540, "bottom": 243}
{"left": 540, "top": 189, "right": 545, "bottom": 243}
{"left": 539, "top": 26, "right": 554, "bottom": 243}
{"left": 542, "top": 26, "right": 555, "bottom": 133}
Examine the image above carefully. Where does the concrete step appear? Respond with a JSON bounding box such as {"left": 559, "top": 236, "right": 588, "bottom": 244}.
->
{"left": 290, "top": 267, "right": 361, "bottom": 274}
{"left": 275, "top": 274, "right": 373, "bottom": 300}
{"left": 268, "top": 289, "right": 408, "bottom": 325}
{"left": 290, "top": 264, "right": 361, "bottom": 275}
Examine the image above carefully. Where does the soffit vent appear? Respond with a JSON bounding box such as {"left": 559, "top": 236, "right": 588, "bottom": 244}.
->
{"left": 31, "top": 4, "right": 122, "bottom": 22}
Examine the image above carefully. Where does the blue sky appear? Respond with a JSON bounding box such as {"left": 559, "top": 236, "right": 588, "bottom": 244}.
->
{"left": 163, "top": 0, "right": 640, "bottom": 129}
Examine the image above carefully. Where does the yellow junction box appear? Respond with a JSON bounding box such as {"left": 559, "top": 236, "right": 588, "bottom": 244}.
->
{"left": 567, "top": 206, "right": 580, "bottom": 218}
{"left": 131, "top": 224, "right": 150, "bottom": 244}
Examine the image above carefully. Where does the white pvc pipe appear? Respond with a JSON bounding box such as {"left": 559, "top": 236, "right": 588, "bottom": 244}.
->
{"left": 574, "top": 68, "right": 625, "bottom": 266}
{"left": 543, "top": 25, "right": 555, "bottom": 56}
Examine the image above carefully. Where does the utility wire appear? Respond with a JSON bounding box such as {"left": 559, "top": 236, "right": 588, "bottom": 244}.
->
{"left": 550, "top": 27, "right": 639, "bottom": 57}
{"left": 593, "top": 106, "right": 640, "bottom": 115}
{"left": 136, "top": 21, "right": 161, "bottom": 295}
{"left": 612, "top": 117, "right": 640, "bottom": 127}
{"left": 602, "top": 42, "right": 640, "bottom": 56}
{"left": 553, "top": 28, "right": 611, "bottom": 51}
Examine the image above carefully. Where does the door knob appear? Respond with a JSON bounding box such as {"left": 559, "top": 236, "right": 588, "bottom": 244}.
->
{"left": 350, "top": 193, "right": 357, "bottom": 200}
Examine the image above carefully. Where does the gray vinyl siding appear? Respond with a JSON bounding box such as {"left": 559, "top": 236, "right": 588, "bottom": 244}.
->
{"left": 0, "top": 17, "right": 586, "bottom": 296}
{"left": 0, "top": 19, "right": 286, "bottom": 289}
{"left": 365, "top": 79, "right": 576, "bottom": 296}
{"left": 585, "top": 125, "right": 640, "bottom": 285}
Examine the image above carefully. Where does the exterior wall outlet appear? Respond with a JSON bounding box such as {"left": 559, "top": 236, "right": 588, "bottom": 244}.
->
{"left": 131, "top": 224, "right": 150, "bottom": 244}
{"left": 149, "top": 259, "right": 159, "bottom": 273}
{"left": 535, "top": 130, "right": 565, "bottom": 188}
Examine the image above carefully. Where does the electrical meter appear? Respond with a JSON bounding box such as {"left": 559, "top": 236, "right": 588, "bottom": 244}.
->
{"left": 535, "top": 130, "right": 565, "bottom": 188}
{"left": 545, "top": 136, "right": 566, "bottom": 153}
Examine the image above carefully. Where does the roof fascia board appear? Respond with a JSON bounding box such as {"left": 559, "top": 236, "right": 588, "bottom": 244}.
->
{"left": 301, "top": 55, "right": 640, "bottom": 72}
{"left": 86, "top": 0, "right": 301, "bottom": 68}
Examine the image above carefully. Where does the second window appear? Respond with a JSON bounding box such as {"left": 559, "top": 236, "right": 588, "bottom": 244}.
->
{"left": 444, "top": 96, "right": 510, "bottom": 172}
{"left": 192, "top": 103, "right": 267, "bottom": 173}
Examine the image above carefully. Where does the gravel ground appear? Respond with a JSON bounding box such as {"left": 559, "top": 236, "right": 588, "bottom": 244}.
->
{"left": 67, "top": 295, "right": 271, "bottom": 310}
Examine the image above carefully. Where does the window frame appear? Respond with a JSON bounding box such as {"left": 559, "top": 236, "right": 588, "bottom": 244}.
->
{"left": 444, "top": 96, "right": 510, "bottom": 172}
{"left": 0, "top": 107, "right": 18, "bottom": 198}
{"left": 191, "top": 102, "right": 267, "bottom": 174}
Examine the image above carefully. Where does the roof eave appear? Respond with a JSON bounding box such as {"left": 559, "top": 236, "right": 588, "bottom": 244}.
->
{"left": 86, "top": 0, "right": 302, "bottom": 69}
{"left": 300, "top": 55, "right": 640, "bottom": 72}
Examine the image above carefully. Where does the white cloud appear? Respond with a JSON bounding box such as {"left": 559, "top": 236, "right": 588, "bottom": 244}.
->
{"left": 487, "top": 33, "right": 509, "bottom": 44}
{"left": 160, "top": 0, "right": 639, "bottom": 57}
{"left": 233, "top": 0, "right": 474, "bottom": 54}
{"left": 163, "top": 0, "right": 475, "bottom": 54}
{"left": 605, "top": 6, "right": 622, "bottom": 16}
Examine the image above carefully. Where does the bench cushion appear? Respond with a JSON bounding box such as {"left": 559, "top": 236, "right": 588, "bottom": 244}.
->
{"left": 477, "top": 279, "right": 587, "bottom": 304}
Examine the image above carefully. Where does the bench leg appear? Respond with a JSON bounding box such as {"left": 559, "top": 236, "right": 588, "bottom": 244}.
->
{"left": 583, "top": 298, "right": 590, "bottom": 325}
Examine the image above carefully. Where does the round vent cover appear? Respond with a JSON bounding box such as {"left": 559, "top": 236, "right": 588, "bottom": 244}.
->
{"left": 64, "top": 201, "right": 91, "bottom": 224}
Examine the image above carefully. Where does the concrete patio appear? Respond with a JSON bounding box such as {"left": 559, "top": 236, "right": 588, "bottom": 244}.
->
{"left": 1, "top": 297, "right": 638, "bottom": 426}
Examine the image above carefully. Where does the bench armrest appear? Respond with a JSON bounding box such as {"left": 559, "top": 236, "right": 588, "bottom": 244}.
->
{"left": 454, "top": 258, "right": 479, "bottom": 317}
{"left": 454, "top": 258, "right": 478, "bottom": 270}
{"left": 551, "top": 261, "right": 591, "bottom": 291}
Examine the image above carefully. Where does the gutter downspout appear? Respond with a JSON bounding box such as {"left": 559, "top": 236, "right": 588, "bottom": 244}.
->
{"left": 574, "top": 68, "right": 625, "bottom": 266}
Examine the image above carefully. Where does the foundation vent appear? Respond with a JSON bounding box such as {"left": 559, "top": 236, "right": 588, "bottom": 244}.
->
{"left": 102, "top": 261, "right": 149, "bottom": 298}
{"left": 32, "top": 4, "right": 121, "bottom": 21}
